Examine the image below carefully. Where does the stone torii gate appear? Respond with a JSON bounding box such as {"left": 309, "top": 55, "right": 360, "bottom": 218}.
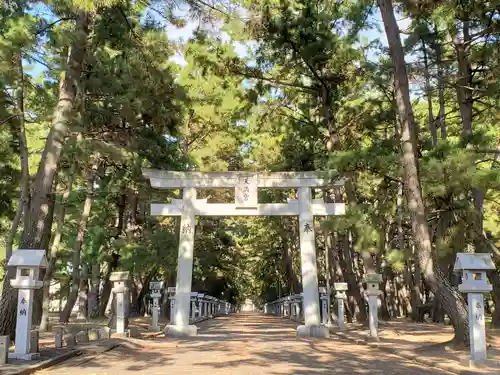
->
{"left": 143, "top": 169, "right": 346, "bottom": 337}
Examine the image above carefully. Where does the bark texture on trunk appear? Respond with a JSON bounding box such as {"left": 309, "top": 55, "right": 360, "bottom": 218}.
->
{"left": 378, "top": 0, "right": 469, "bottom": 345}
{"left": 77, "top": 264, "right": 89, "bottom": 320}
{"left": 0, "top": 12, "right": 91, "bottom": 340}
{"left": 59, "top": 167, "right": 96, "bottom": 323}
{"left": 433, "top": 36, "right": 447, "bottom": 140}
{"left": 88, "top": 264, "right": 100, "bottom": 318}
{"left": 39, "top": 162, "right": 77, "bottom": 331}
{"left": 5, "top": 52, "right": 30, "bottom": 262}
{"left": 421, "top": 39, "right": 436, "bottom": 147}
{"left": 454, "top": 21, "right": 473, "bottom": 141}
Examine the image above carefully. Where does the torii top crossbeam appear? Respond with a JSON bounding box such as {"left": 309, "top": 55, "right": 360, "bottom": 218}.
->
{"left": 142, "top": 169, "right": 345, "bottom": 188}
{"left": 143, "top": 169, "right": 346, "bottom": 216}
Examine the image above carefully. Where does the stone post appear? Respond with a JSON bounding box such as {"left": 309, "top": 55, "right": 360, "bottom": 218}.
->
{"left": 149, "top": 280, "right": 163, "bottom": 332}
{"left": 454, "top": 253, "right": 496, "bottom": 366}
{"left": 169, "top": 295, "right": 176, "bottom": 324}
{"left": 30, "top": 331, "right": 39, "bottom": 354}
{"left": 197, "top": 294, "right": 204, "bottom": 318}
{"left": 364, "top": 274, "right": 382, "bottom": 340}
{"left": 320, "top": 295, "right": 327, "bottom": 325}
{"left": 0, "top": 336, "right": 9, "bottom": 365}
{"left": 7, "top": 249, "right": 47, "bottom": 360}
{"left": 54, "top": 327, "right": 63, "bottom": 348}
{"left": 110, "top": 271, "right": 130, "bottom": 335}
{"left": 296, "top": 299, "right": 302, "bottom": 320}
{"left": 151, "top": 291, "right": 161, "bottom": 332}
{"left": 191, "top": 300, "right": 196, "bottom": 321}
{"left": 334, "top": 282, "right": 348, "bottom": 330}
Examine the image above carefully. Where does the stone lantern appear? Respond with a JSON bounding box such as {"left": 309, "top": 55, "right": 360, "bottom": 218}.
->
{"left": 334, "top": 282, "right": 348, "bottom": 330}
{"left": 364, "top": 273, "right": 382, "bottom": 340}
{"left": 454, "top": 253, "right": 495, "bottom": 365}
{"left": 8, "top": 249, "right": 47, "bottom": 360}
{"left": 149, "top": 280, "right": 163, "bottom": 332}
{"left": 109, "top": 271, "right": 130, "bottom": 334}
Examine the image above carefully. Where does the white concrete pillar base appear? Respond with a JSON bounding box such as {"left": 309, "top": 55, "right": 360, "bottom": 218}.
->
{"left": 164, "top": 324, "right": 198, "bottom": 337}
{"left": 296, "top": 325, "right": 329, "bottom": 338}
{"left": 8, "top": 352, "right": 40, "bottom": 360}
{"left": 460, "top": 358, "right": 499, "bottom": 369}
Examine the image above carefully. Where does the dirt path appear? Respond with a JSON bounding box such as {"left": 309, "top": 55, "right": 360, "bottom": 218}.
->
{"left": 38, "top": 313, "right": 452, "bottom": 375}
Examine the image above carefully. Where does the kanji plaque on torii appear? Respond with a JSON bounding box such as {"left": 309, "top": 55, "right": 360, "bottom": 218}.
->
{"left": 143, "top": 169, "right": 346, "bottom": 338}
{"left": 236, "top": 174, "right": 257, "bottom": 208}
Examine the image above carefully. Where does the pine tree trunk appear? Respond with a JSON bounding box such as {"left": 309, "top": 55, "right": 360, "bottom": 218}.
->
{"left": 284, "top": 220, "right": 300, "bottom": 294}
{"left": 454, "top": 21, "right": 473, "bottom": 141}
{"left": 77, "top": 264, "right": 89, "bottom": 320}
{"left": 88, "top": 264, "right": 100, "bottom": 318}
{"left": 378, "top": 0, "right": 469, "bottom": 346}
{"left": 39, "top": 161, "right": 77, "bottom": 332}
{"left": 60, "top": 167, "right": 96, "bottom": 323}
{"left": 338, "top": 233, "right": 367, "bottom": 323}
{"left": 421, "top": 39, "right": 437, "bottom": 147}
{"left": 99, "top": 262, "right": 113, "bottom": 317}
{"left": 433, "top": 34, "right": 447, "bottom": 140}
{"left": 5, "top": 52, "right": 30, "bottom": 262}
{"left": 0, "top": 11, "right": 91, "bottom": 340}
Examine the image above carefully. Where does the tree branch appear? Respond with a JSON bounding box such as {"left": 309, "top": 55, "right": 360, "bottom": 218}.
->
{"left": 36, "top": 18, "right": 74, "bottom": 35}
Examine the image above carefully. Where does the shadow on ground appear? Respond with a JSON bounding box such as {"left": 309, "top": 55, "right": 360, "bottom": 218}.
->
{"left": 39, "top": 313, "right": 452, "bottom": 375}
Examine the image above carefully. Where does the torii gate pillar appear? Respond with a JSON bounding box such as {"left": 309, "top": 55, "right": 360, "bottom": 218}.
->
{"left": 165, "top": 188, "right": 198, "bottom": 337}
{"left": 143, "top": 169, "right": 345, "bottom": 338}
{"left": 296, "top": 187, "right": 326, "bottom": 337}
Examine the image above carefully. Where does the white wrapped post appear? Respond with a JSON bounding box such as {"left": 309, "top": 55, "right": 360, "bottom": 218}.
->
{"left": 364, "top": 274, "right": 382, "bottom": 340}
{"left": 8, "top": 249, "right": 47, "bottom": 360}
{"left": 334, "top": 282, "right": 348, "bottom": 330}
{"left": 454, "top": 253, "right": 495, "bottom": 366}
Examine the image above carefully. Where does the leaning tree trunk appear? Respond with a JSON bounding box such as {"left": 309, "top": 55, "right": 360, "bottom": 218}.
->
{"left": 76, "top": 264, "right": 89, "bottom": 320}
{"left": 39, "top": 161, "right": 77, "bottom": 331}
{"left": 378, "top": 0, "right": 469, "bottom": 346}
{"left": 0, "top": 11, "right": 91, "bottom": 340}
{"left": 59, "top": 166, "right": 96, "bottom": 323}
{"left": 88, "top": 264, "right": 100, "bottom": 318}
{"left": 421, "top": 39, "right": 437, "bottom": 147}
{"left": 5, "top": 51, "right": 30, "bottom": 263}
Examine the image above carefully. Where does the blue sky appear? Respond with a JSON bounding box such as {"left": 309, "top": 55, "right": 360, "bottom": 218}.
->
{"left": 27, "top": 4, "right": 414, "bottom": 82}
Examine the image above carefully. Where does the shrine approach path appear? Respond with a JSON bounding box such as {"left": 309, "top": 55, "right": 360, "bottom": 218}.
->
{"left": 39, "top": 313, "right": 452, "bottom": 375}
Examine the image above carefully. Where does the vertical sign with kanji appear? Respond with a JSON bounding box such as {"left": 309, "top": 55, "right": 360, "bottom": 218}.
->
{"left": 16, "top": 288, "right": 33, "bottom": 355}
{"left": 235, "top": 175, "right": 257, "bottom": 207}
